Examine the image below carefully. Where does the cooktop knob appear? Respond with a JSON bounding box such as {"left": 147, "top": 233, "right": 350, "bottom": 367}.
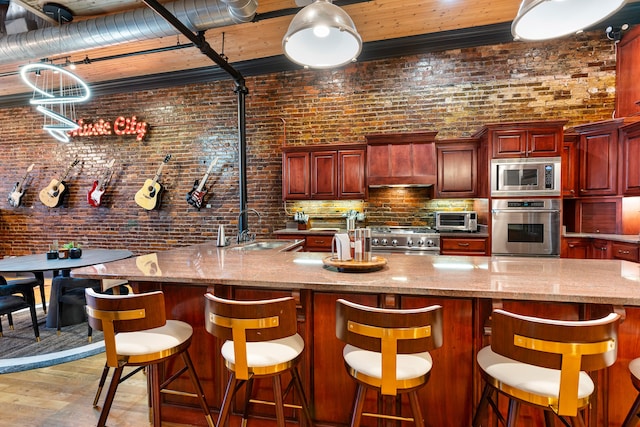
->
{"left": 372, "top": 238, "right": 379, "bottom": 246}
{"left": 406, "top": 239, "right": 413, "bottom": 247}
{"left": 381, "top": 238, "right": 388, "bottom": 246}
{"left": 426, "top": 239, "right": 434, "bottom": 247}
{"left": 417, "top": 239, "right": 425, "bottom": 246}
{"left": 391, "top": 239, "right": 398, "bottom": 247}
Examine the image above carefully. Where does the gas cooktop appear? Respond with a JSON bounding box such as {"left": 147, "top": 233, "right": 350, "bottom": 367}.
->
{"left": 367, "top": 226, "right": 440, "bottom": 253}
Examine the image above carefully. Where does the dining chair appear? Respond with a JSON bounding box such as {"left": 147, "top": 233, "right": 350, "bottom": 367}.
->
{"left": 622, "top": 357, "right": 640, "bottom": 426}
{"left": 335, "top": 299, "right": 443, "bottom": 427}
{"left": 204, "top": 293, "right": 313, "bottom": 427}
{"left": 85, "top": 288, "right": 214, "bottom": 427}
{"left": 472, "top": 309, "right": 620, "bottom": 426}
{"left": 0, "top": 276, "right": 40, "bottom": 341}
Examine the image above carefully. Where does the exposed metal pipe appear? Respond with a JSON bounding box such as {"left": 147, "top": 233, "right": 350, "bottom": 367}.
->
{"left": 0, "top": 0, "right": 257, "bottom": 65}
{"left": 140, "top": 0, "right": 250, "bottom": 234}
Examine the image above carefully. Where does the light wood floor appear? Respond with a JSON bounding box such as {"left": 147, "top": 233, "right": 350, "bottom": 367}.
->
{"left": 0, "top": 275, "right": 194, "bottom": 427}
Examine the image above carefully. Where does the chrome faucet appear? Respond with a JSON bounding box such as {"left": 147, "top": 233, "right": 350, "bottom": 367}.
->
{"left": 237, "top": 208, "right": 262, "bottom": 243}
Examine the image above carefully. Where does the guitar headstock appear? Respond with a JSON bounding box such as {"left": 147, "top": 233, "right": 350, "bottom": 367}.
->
{"left": 71, "top": 158, "right": 79, "bottom": 167}
{"left": 26, "top": 163, "right": 35, "bottom": 172}
{"left": 106, "top": 159, "right": 115, "bottom": 168}
{"left": 163, "top": 154, "right": 171, "bottom": 164}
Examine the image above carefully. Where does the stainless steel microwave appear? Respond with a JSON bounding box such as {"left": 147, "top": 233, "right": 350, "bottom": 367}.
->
{"left": 435, "top": 211, "right": 477, "bottom": 232}
{"left": 490, "top": 157, "right": 561, "bottom": 197}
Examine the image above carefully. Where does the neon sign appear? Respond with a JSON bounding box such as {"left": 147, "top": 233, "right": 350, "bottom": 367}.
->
{"left": 68, "top": 116, "right": 148, "bottom": 141}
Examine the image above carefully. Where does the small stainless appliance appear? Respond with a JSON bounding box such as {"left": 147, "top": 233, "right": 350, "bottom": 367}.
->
{"left": 435, "top": 211, "right": 477, "bottom": 232}
{"left": 491, "top": 157, "right": 561, "bottom": 197}
{"left": 368, "top": 226, "right": 440, "bottom": 255}
{"left": 491, "top": 199, "right": 560, "bottom": 257}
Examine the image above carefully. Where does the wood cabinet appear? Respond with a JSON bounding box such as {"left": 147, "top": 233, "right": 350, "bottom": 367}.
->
{"left": 562, "top": 132, "right": 579, "bottom": 198}
{"left": 365, "top": 131, "right": 437, "bottom": 186}
{"left": 619, "top": 121, "right": 640, "bottom": 196}
{"left": 612, "top": 241, "right": 639, "bottom": 262}
{"left": 590, "top": 238, "right": 612, "bottom": 259}
{"left": 282, "top": 144, "right": 366, "bottom": 200}
{"left": 562, "top": 237, "right": 589, "bottom": 259}
{"left": 276, "top": 233, "right": 333, "bottom": 252}
{"left": 475, "top": 121, "right": 565, "bottom": 159}
{"left": 435, "top": 139, "right": 479, "bottom": 198}
{"left": 616, "top": 24, "right": 640, "bottom": 118}
{"left": 573, "top": 120, "right": 622, "bottom": 197}
{"left": 440, "top": 236, "right": 488, "bottom": 255}
{"left": 576, "top": 197, "right": 621, "bottom": 234}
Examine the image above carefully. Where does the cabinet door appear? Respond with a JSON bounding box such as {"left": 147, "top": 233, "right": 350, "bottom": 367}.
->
{"left": 562, "top": 134, "right": 578, "bottom": 198}
{"left": 282, "top": 151, "right": 310, "bottom": 200}
{"left": 338, "top": 149, "right": 366, "bottom": 199}
{"left": 305, "top": 234, "right": 334, "bottom": 252}
{"left": 562, "top": 238, "right": 589, "bottom": 259}
{"left": 577, "top": 198, "right": 621, "bottom": 234}
{"left": 620, "top": 122, "right": 640, "bottom": 196}
{"left": 616, "top": 25, "right": 640, "bottom": 118}
{"left": 311, "top": 151, "right": 337, "bottom": 199}
{"left": 436, "top": 142, "right": 477, "bottom": 198}
{"left": 528, "top": 129, "right": 561, "bottom": 157}
{"left": 492, "top": 130, "right": 527, "bottom": 158}
{"left": 590, "top": 239, "right": 612, "bottom": 259}
{"left": 578, "top": 127, "right": 618, "bottom": 196}
{"left": 440, "top": 237, "right": 487, "bottom": 255}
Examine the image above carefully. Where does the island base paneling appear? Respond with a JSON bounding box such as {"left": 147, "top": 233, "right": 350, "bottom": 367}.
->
{"left": 131, "top": 281, "right": 636, "bottom": 427}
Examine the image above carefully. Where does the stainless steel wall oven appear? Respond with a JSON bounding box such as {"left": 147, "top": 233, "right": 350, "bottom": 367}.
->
{"left": 491, "top": 199, "right": 560, "bottom": 257}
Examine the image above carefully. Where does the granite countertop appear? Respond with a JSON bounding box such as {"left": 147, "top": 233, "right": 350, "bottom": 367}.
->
{"left": 71, "top": 240, "right": 640, "bottom": 306}
{"left": 275, "top": 228, "right": 490, "bottom": 238}
{"left": 564, "top": 232, "right": 640, "bottom": 244}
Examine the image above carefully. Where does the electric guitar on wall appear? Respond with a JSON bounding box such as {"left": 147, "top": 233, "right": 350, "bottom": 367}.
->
{"left": 8, "top": 163, "right": 35, "bottom": 208}
{"left": 134, "top": 154, "right": 171, "bottom": 210}
{"left": 186, "top": 157, "right": 218, "bottom": 209}
{"left": 87, "top": 159, "right": 116, "bottom": 207}
{"left": 39, "top": 158, "right": 79, "bottom": 208}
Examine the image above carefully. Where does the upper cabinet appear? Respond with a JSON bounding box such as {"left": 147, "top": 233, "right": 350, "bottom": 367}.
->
{"left": 365, "top": 131, "right": 438, "bottom": 187}
{"left": 572, "top": 119, "right": 622, "bottom": 197}
{"left": 619, "top": 121, "right": 640, "bottom": 196}
{"left": 562, "top": 132, "right": 579, "bottom": 198}
{"left": 616, "top": 25, "right": 640, "bottom": 118}
{"left": 282, "top": 144, "right": 366, "bottom": 201}
{"left": 475, "top": 120, "right": 566, "bottom": 159}
{"left": 435, "top": 139, "right": 480, "bottom": 198}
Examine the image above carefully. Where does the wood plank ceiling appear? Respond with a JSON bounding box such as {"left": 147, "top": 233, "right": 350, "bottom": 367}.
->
{"left": 1, "top": 0, "right": 638, "bottom": 105}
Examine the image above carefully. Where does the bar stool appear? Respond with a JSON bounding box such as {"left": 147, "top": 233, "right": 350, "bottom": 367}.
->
{"left": 204, "top": 293, "right": 313, "bottom": 427}
{"left": 472, "top": 309, "right": 620, "bottom": 426}
{"left": 335, "top": 299, "right": 443, "bottom": 427}
{"left": 85, "top": 288, "right": 214, "bottom": 427}
{"left": 622, "top": 357, "right": 640, "bottom": 427}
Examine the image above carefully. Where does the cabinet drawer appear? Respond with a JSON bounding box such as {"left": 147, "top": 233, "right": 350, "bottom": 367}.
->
{"left": 440, "top": 237, "right": 487, "bottom": 255}
{"left": 612, "top": 242, "right": 639, "bottom": 262}
{"left": 305, "top": 235, "right": 334, "bottom": 252}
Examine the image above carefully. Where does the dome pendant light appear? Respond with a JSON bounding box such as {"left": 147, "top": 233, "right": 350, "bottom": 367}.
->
{"left": 283, "top": 0, "right": 362, "bottom": 69}
{"left": 512, "top": 0, "right": 627, "bottom": 41}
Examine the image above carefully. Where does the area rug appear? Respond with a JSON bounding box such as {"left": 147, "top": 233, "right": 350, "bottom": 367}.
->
{"left": 0, "top": 308, "right": 105, "bottom": 374}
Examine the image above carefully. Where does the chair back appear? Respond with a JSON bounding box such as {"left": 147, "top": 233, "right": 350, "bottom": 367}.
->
{"left": 490, "top": 309, "right": 620, "bottom": 416}
{"left": 85, "top": 288, "right": 166, "bottom": 367}
{"left": 335, "top": 299, "right": 443, "bottom": 395}
{"left": 204, "top": 293, "right": 298, "bottom": 380}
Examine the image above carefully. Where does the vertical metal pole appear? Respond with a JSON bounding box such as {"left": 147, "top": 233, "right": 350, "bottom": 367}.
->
{"left": 236, "top": 80, "right": 249, "bottom": 233}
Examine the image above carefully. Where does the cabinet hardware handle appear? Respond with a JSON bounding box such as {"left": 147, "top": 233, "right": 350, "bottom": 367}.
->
{"left": 458, "top": 242, "right": 470, "bottom": 247}
{"left": 314, "top": 240, "right": 326, "bottom": 244}
{"left": 569, "top": 244, "right": 575, "bottom": 248}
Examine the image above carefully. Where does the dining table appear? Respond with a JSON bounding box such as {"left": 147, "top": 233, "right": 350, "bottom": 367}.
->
{"left": 0, "top": 249, "right": 133, "bottom": 327}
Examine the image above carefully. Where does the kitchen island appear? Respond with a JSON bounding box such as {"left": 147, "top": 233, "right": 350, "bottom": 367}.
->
{"left": 72, "top": 241, "right": 640, "bottom": 427}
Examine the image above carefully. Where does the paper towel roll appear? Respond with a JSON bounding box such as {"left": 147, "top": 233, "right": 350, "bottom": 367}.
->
{"left": 333, "top": 233, "right": 352, "bottom": 261}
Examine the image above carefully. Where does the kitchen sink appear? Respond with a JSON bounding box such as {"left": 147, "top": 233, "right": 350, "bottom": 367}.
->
{"left": 228, "top": 240, "right": 300, "bottom": 251}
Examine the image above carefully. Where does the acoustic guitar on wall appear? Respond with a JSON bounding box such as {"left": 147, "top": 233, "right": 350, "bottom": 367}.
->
{"left": 7, "top": 163, "right": 35, "bottom": 208}
{"left": 39, "top": 158, "right": 79, "bottom": 208}
{"left": 186, "top": 157, "right": 218, "bottom": 210}
{"left": 134, "top": 154, "right": 171, "bottom": 210}
{"left": 87, "top": 159, "right": 116, "bottom": 207}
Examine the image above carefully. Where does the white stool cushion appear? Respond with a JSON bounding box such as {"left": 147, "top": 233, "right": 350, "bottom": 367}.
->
{"left": 115, "top": 320, "right": 192, "bottom": 356}
{"left": 343, "top": 344, "right": 433, "bottom": 381}
{"left": 221, "top": 333, "right": 304, "bottom": 368}
{"left": 630, "top": 358, "right": 640, "bottom": 381}
{"left": 477, "top": 346, "right": 595, "bottom": 400}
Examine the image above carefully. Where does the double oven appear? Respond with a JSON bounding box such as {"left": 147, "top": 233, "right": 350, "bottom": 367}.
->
{"left": 491, "top": 157, "right": 561, "bottom": 257}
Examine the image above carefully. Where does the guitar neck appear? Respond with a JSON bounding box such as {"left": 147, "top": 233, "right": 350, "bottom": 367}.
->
{"left": 195, "top": 157, "right": 218, "bottom": 192}
{"left": 58, "top": 160, "right": 78, "bottom": 183}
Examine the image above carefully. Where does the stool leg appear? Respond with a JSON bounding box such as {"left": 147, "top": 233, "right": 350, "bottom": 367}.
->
{"left": 506, "top": 399, "right": 520, "bottom": 427}
{"left": 350, "top": 384, "right": 367, "bottom": 427}
{"left": 472, "top": 383, "right": 493, "bottom": 427}
{"left": 218, "top": 373, "right": 239, "bottom": 427}
{"left": 241, "top": 377, "right": 254, "bottom": 427}
{"left": 93, "top": 364, "right": 110, "bottom": 407}
{"left": 29, "top": 302, "right": 40, "bottom": 341}
{"left": 624, "top": 393, "right": 640, "bottom": 427}
{"left": 149, "top": 363, "right": 162, "bottom": 427}
{"left": 408, "top": 391, "right": 425, "bottom": 427}
{"left": 291, "top": 367, "right": 313, "bottom": 427}
{"left": 273, "top": 375, "right": 286, "bottom": 427}
{"left": 181, "top": 351, "right": 215, "bottom": 427}
{"left": 98, "top": 366, "right": 123, "bottom": 427}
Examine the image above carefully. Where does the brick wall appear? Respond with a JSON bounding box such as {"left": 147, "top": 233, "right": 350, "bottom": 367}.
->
{"left": 0, "top": 32, "right": 617, "bottom": 255}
